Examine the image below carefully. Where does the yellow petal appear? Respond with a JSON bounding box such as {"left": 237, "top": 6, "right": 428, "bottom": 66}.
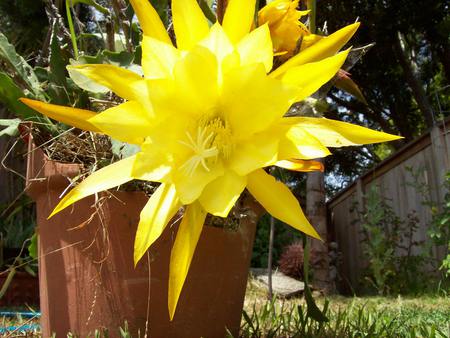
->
{"left": 222, "top": 63, "right": 296, "bottom": 137}
{"left": 279, "top": 123, "right": 331, "bottom": 159}
{"left": 146, "top": 78, "right": 182, "bottom": 116}
{"left": 199, "top": 23, "right": 234, "bottom": 68}
{"left": 141, "top": 36, "right": 181, "bottom": 79}
{"left": 275, "top": 159, "right": 324, "bottom": 172}
{"left": 129, "top": 0, "right": 171, "bottom": 44}
{"left": 88, "top": 101, "right": 152, "bottom": 145}
{"left": 223, "top": 0, "right": 256, "bottom": 44}
{"left": 173, "top": 47, "right": 219, "bottom": 117}
{"left": 174, "top": 161, "right": 224, "bottom": 205}
{"left": 237, "top": 24, "right": 273, "bottom": 73}
{"left": 228, "top": 131, "right": 280, "bottom": 176}
{"left": 300, "top": 33, "right": 324, "bottom": 51}
{"left": 270, "top": 22, "right": 360, "bottom": 78}
{"left": 168, "top": 201, "right": 206, "bottom": 320}
{"left": 247, "top": 169, "right": 320, "bottom": 239}
{"left": 132, "top": 142, "right": 173, "bottom": 182}
{"left": 67, "top": 64, "right": 148, "bottom": 102}
{"left": 199, "top": 171, "right": 247, "bottom": 217}
{"left": 19, "top": 98, "right": 100, "bottom": 132}
{"left": 282, "top": 49, "right": 350, "bottom": 101}
{"left": 287, "top": 117, "right": 403, "bottom": 147}
{"left": 172, "top": 0, "right": 209, "bottom": 50}
{"left": 134, "top": 184, "right": 180, "bottom": 265}
{"left": 49, "top": 155, "right": 136, "bottom": 217}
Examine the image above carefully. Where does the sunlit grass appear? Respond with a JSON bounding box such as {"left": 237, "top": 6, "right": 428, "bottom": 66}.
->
{"left": 241, "top": 276, "right": 450, "bottom": 337}
{"left": 1, "top": 280, "right": 449, "bottom": 337}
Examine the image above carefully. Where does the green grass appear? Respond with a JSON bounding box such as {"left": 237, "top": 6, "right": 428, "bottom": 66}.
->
{"left": 239, "top": 277, "right": 450, "bottom": 337}
{"left": 1, "top": 280, "right": 449, "bottom": 337}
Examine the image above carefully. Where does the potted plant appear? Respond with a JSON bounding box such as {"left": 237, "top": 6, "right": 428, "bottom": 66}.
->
{"left": 1, "top": 0, "right": 400, "bottom": 336}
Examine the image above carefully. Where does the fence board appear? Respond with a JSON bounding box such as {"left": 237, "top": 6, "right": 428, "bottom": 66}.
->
{"left": 328, "top": 119, "right": 450, "bottom": 293}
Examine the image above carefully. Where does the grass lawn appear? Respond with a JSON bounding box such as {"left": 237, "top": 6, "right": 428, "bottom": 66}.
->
{"left": 1, "top": 278, "right": 449, "bottom": 337}
{"left": 241, "top": 277, "right": 450, "bottom": 337}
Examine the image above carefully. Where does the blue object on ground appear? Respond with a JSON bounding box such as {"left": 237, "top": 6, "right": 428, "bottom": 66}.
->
{"left": 0, "top": 324, "right": 40, "bottom": 334}
{"left": 0, "top": 311, "right": 41, "bottom": 318}
{"left": 0, "top": 312, "right": 41, "bottom": 333}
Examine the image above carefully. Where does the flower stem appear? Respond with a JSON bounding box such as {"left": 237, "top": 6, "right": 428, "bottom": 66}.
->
{"left": 65, "top": 0, "right": 79, "bottom": 59}
{"left": 306, "top": 0, "right": 316, "bottom": 34}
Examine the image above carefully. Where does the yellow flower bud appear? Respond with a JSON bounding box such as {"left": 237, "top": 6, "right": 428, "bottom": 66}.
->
{"left": 258, "top": 0, "right": 311, "bottom": 55}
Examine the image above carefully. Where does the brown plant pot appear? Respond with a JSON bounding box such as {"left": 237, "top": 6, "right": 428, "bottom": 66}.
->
{"left": 0, "top": 271, "right": 39, "bottom": 307}
{"left": 26, "top": 142, "right": 262, "bottom": 337}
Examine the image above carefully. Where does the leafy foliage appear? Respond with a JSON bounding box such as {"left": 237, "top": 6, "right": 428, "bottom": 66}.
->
{"left": 357, "top": 185, "right": 429, "bottom": 295}
{"left": 406, "top": 167, "right": 450, "bottom": 277}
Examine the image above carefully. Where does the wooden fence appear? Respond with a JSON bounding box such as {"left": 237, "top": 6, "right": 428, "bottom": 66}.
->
{"left": 327, "top": 118, "right": 450, "bottom": 293}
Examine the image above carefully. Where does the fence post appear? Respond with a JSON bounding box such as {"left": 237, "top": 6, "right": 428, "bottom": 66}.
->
{"left": 430, "top": 124, "right": 450, "bottom": 208}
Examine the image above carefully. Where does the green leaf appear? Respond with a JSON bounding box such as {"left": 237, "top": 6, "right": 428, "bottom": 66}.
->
{"left": 134, "top": 45, "right": 142, "bottom": 66}
{"left": 49, "top": 23, "right": 68, "bottom": 88}
{"left": 304, "top": 283, "right": 329, "bottom": 323}
{"left": 68, "top": 57, "right": 109, "bottom": 93}
{"left": 77, "top": 52, "right": 106, "bottom": 64}
{"left": 0, "top": 32, "right": 43, "bottom": 98}
{"left": 0, "top": 118, "right": 21, "bottom": 137}
{"left": 111, "top": 139, "right": 140, "bottom": 159}
{"left": 72, "top": 0, "right": 109, "bottom": 15}
{"left": 34, "top": 67, "right": 50, "bottom": 83}
{"left": 0, "top": 72, "right": 43, "bottom": 120}
{"left": 28, "top": 233, "right": 38, "bottom": 260}
{"left": 102, "top": 50, "right": 134, "bottom": 67}
{"left": 24, "top": 263, "right": 37, "bottom": 277}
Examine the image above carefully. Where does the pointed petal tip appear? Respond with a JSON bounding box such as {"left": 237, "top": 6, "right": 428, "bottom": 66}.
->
{"left": 309, "top": 228, "right": 322, "bottom": 241}
{"left": 47, "top": 200, "right": 68, "bottom": 219}
{"left": 168, "top": 305, "right": 175, "bottom": 321}
{"left": 19, "top": 97, "right": 38, "bottom": 107}
{"left": 133, "top": 250, "right": 142, "bottom": 268}
{"left": 47, "top": 203, "right": 66, "bottom": 220}
{"left": 387, "top": 134, "right": 404, "bottom": 142}
{"left": 346, "top": 21, "right": 361, "bottom": 33}
{"left": 370, "top": 131, "right": 404, "bottom": 144}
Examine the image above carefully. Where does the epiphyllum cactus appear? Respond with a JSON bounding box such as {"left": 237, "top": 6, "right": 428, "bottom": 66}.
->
{"left": 21, "top": 0, "right": 400, "bottom": 319}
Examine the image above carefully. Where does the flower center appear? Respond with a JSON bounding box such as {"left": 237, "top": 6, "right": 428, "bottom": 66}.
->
{"left": 179, "top": 116, "right": 232, "bottom": 176}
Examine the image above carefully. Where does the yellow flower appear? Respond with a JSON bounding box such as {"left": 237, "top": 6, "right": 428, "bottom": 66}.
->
{"left": 258, "top": 0, "right": 314, "bottom": 55}
{"left": 21, "top": 0, "right": 401, "bottom": 320}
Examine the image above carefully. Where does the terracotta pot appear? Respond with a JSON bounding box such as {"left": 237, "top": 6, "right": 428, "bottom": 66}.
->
{"left": 26, "top": 141, "right": 262, "bottom": 337}
{"left": 0, "top": 271, "right": 39, "bottom": 307}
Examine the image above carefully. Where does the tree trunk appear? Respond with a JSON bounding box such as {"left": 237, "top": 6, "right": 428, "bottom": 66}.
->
{"left": 393, "top": 31, "right": 435, "bottom": 128}
{"left": 305, "top": 160, "right": 332, "bottom": 292}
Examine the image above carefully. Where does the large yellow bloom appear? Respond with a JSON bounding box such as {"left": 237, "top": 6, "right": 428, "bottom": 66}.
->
{"left": 21, "top": 0, "right": 400, "bottom": 319}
